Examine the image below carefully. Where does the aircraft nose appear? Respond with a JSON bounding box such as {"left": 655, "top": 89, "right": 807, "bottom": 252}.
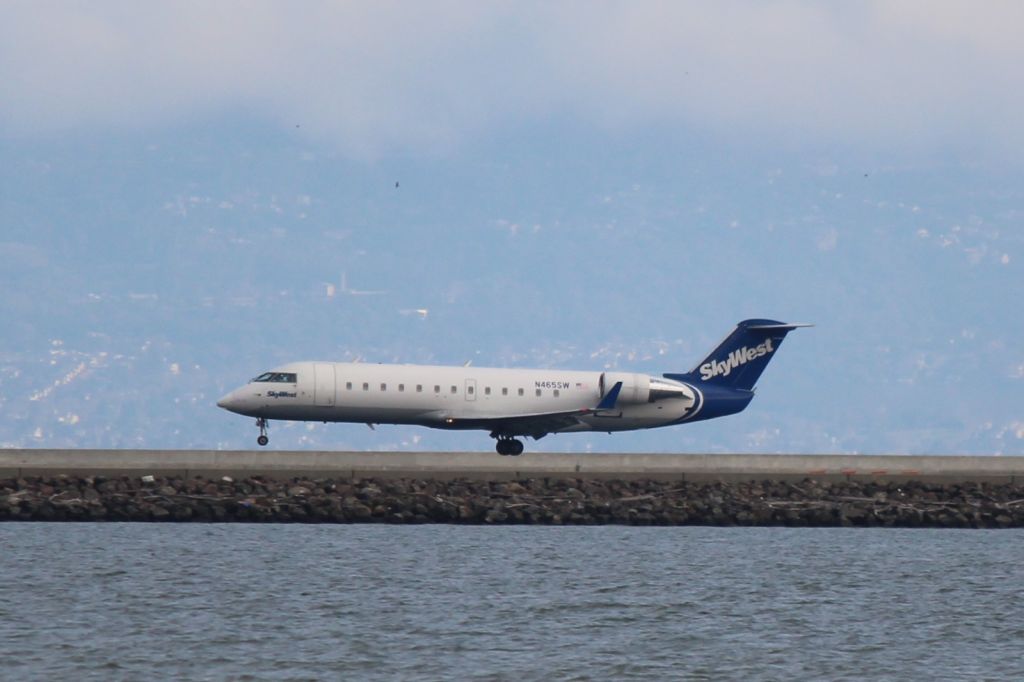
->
{"left": 217, "top": 391, "right": 239, "bottom": 411}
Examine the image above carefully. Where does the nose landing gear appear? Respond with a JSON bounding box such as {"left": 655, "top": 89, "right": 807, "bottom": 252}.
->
{"left": 256, "top": 417, "right": 269, "bottom": 446}
{"left": 494, "top": 436, "right": 524, "bottom": 456}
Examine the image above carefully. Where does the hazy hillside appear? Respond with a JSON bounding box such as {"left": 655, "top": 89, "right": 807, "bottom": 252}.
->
{"left": 2, "top": 127, "right": 1021, "bottom": 454}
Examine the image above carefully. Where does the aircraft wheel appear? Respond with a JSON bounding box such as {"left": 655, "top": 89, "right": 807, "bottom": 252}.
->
{"left": 255, "top": 417, "right": 270, "bottom": 446}
{"left": 495, "top": 440, "right": 508, "bottom": 455}
{"left": 510, "top": 439, "right": 524, "bottom": 456}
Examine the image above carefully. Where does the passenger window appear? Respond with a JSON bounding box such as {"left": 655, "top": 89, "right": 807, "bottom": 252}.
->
{"left": 502, "top": 388, "right": 508, "bottom": 396}
{"left": 434, "top": 385, "right": 440, "bottom": 393}
{"left": 346, "top": 382, "right": 352, "bottom": 390}
{"left": 554, "top": 389, "right": 560, "bottom": 397}
{"left": 416, "top": 385, "right": 423, "bottom": 393}
{"left": 518, "top": 388, "right": 524, "bottom": 396}
{"left": 536, "top": 389, "right": 542, "bottom": 397}
{"left": 399, "top": 384, "right": 405, "bottom": 392}
{"left": 450, "top": 386, "right": 457, "bottom": 394}
{"left": 468, "top": 386, "right": 475, "bottom": 395}
{"left": 363, "top": 382, "right": 369, "bottom": 391}
{"left": 485, "top": 387, "right": 491, "bottom": 396}
{"left": 381, "top": 383, "right": 387, "bottom": 391}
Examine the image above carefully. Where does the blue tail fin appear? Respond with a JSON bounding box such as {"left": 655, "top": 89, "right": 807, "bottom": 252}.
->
{"left": 665, "top": 319, "right": 810, "bottom": 391}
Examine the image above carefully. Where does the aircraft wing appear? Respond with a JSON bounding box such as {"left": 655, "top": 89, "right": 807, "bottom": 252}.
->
{"left": 439, "top": 408, "right": 596, "bottom": 439}
{"left": 438, "top": 382, "right": 623, "bottom": 440}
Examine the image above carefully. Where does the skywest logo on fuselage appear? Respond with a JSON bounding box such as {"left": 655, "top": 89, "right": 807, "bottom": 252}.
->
{"left": 699, "top": 339, "right": 774, "bottom": 381}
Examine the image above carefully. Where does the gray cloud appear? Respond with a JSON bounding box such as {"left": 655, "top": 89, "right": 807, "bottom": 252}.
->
{"left": 2, "top": 1, "right": 1022, "bottom": 157}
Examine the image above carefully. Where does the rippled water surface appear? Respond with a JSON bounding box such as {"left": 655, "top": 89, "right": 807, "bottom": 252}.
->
{"left": 2, "top": 524, "right": 1023, "bottom": 680}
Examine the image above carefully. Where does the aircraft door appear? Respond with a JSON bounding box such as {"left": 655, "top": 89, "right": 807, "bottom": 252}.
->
{"left": 314, "top": 363, "right": 336, "bottom": 406}
{"left": 465, "top": 378, "right": 477, "bottom": 401}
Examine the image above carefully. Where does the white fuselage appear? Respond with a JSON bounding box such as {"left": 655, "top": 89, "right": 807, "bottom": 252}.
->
{"left": 217, "top": 361, "right": 701, "bottom": 435}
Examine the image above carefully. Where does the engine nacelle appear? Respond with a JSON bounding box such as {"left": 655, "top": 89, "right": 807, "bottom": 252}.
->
{"left": 648, "top": 377, "right": 693, "bottom": 402}
{"left": 599, "top": 372, "right": 650, "bottom": 404}
{"left": 600, "top": 372, "right": 693, "bottom": 404}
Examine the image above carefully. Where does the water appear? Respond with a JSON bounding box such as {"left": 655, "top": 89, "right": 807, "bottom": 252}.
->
{"left": 1, "top": 525, "right": 1023, "bottom": 681}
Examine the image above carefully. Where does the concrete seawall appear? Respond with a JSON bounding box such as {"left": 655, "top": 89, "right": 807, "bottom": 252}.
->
{"left": 2, "top": 449, "right": 1024, "bottom": 483}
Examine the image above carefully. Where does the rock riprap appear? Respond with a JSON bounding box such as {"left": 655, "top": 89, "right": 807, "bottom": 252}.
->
{"left": 2, "top": 475, "right": 1023, "bottom": 527}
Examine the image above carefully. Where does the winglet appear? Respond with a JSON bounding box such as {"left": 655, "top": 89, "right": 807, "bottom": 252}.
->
{"left": 596, "top": 381, "right": 623, "bottom": 410}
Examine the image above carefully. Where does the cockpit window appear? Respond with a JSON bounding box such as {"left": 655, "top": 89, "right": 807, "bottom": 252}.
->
{"left": 251, "top": 372, "right": 297, "bottom": 383}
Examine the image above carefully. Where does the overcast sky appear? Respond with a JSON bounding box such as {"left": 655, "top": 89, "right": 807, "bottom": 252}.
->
{"left": 2, "top": 2, "right": 1022, "bottom": 453}
{"left": 3, "top": 1, "right": 1023, "bottom": 160}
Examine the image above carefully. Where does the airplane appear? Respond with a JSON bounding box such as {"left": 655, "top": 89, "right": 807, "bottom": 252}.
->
{"left": 217, "top": 319, "right": 810, "bottom": 455}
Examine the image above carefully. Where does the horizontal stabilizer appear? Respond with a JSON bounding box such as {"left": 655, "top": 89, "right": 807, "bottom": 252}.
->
{"left": 744, "top": 323, "right": 814, "bottom": 331}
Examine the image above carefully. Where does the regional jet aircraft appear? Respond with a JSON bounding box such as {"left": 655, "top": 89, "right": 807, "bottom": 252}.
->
{"left": 217, "top": 319, "right": 809, "bottom": 455}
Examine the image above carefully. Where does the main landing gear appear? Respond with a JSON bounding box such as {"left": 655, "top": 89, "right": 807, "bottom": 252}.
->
{"left": 256, "top": 417, "right": 269, "bottom": 447}
{"left": 494, "top": 436, "right": 524, "bottom": 456}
